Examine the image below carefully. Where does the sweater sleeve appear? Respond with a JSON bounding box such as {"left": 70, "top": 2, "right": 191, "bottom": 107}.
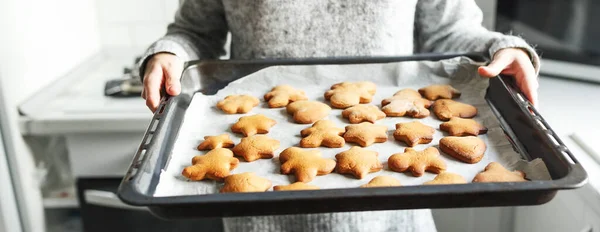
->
{"left": 414, "top": 0, "right": 541, "bottom": 74}
{"left": 137, "top": 0, "right": 229, "bottom": 77}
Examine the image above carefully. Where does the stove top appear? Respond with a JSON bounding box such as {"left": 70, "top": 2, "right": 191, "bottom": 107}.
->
{"left": 104, "top": 56, "right": 144, "bottom": 97}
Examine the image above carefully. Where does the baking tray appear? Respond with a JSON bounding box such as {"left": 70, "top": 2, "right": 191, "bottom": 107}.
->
{"left": 118, "top": 53, "right": 588, "bottom": 219}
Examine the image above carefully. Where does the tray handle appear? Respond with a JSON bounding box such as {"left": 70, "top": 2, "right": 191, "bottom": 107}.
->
{"left": 123, "top": 94, "right": 171, "bottom": 182}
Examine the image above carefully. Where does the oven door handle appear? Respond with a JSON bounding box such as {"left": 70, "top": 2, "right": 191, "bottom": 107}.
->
{"left": 84, "top": 190, "right": 148, "bottom": 211}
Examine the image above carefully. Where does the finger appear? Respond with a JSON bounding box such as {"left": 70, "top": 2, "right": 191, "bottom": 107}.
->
{"left": 478, "top": 52, "right": 514, "bottom": 78}
{"left": 515, "top": 59, "right": 539, "bottom": 107}
{"left": 144, "top": 64, "right": 164, "bottom": 111}
{"left": 164, "top": 61, "right": 183, "bottom": 96}
{"left": 141, "top": 87, "right": 146, "bottom": 100}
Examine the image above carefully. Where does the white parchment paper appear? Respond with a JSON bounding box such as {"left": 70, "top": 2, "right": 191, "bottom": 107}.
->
{"left": 154, "top": 56, "right": 551, "bottom": 197}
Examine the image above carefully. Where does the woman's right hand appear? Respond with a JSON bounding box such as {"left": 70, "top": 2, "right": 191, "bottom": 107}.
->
{"left": 142, "top": 53, "right": 184, "bottom": 111}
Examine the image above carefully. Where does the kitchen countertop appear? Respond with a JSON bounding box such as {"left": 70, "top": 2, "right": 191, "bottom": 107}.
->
{"left": 17, "top": 50, "right": 600, "bottom": 193}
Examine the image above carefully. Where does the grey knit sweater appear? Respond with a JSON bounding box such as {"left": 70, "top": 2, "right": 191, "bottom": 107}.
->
{"left": 140, "top": 1, "right": 540, "bottom": 231}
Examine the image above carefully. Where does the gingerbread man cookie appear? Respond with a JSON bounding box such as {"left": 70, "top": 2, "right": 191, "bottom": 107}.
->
{"left": 388, "top": 147, "right": 447, "bottom": 177}
{"left": 335, "top": 146, "right": 383, "bottom": 179}
{"left": 182, "top": 148, "right": 239, "bottom": 181}
{"left": 423, "top": 172, "right": 467, "bottom": 185}
{"left": 286, "top": 100, "right": 331, "bottom": 124}
{"left": 324, "top": 81, "right": 377, "bottom": 109}
{"left": 273, "top": 182, "right": 320, "bottom": 191}
{"left": 472, "top": 162, "right": 527, "bottom": 183}
{"left": 231, "top": 114, "right": 277, "bottom": 137}
{"left": 432, "top": 99, "right": 477, "bottom": 121}
{"left": 439, "top": 136, "right": 487, "bottom": 164}
{"left": 197, "top": 134, "right": 235, "bottom": 150}
{"left": 216, "top": 94, "right": 260, "bottom": 114}
{"left": 393, "top": 121, "right": 435, "bottom": 147}
{"left": 381, "top": 89, "right": 433, "bottom": 118}
{"left": 279, "top": 147, "right": 336, "bottom": 183}
{"left": 418, "top": 84, "right": 461, "bottom": 100}
{"left": 341, "top": 104, "right": 386, "bottom": 124}
{"left": 440, "top": 117, "right": 488, "bottom": 136}
{"left": 231, "top": 135, "right": 280, "bottom": 162}
{"left": 360, "top": 176, "right": 401, "bottom": 188}
{"left": 343, "top": 122, "right": 388, "bottom": 147}
{"left": 264, "top": 85, "right": 308, "bottom": 108}
{"left": 300, "top": 120, "right": 345, "bottom": 148}
{"left": 220, "top": 172, "right": 272, "bottom": 193}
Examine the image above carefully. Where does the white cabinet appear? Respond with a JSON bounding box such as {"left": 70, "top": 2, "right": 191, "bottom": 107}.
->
{"left": 433, "top": 207, "right": 512, "bottom": 232}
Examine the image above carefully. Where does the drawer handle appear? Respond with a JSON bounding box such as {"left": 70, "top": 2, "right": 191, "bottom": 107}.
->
{"left": 84, "top": 190, "right": 148, "bottom": 211}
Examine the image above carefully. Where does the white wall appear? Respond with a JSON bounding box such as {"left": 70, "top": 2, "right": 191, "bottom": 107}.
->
{"left": 0, "top": 0, "right": 101, "bottom": 232}
{"left": 95, "top": 0, "right": 180, "bottom": 48}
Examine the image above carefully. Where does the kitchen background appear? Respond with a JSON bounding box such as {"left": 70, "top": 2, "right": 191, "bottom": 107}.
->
{"left": 1, "top": 0, "right": 599, "bottom": 232}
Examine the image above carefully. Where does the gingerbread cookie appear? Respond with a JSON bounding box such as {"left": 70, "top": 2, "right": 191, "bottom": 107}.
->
{"left": 279, "top": 147, "right": 336, "bottom": 183}
{"left": 231, "top": 114, "right": 277, "bottom": 137}
{"left": 220, "top": 172, "right": 272, "bottom": 193}
{"left": 381, "top": 89, "right": 433, "bottom": 118}
{"left": 432, "top": 99, "right": 477, "bottom": 121}
{"left": 273, "top": 182, "right": 320, "bottom": 191}
{"left": 231, "top": 135, "right": 280, "bottom": 162}
{"left": 324, "top": 81, "right": 377, "bottom": 108}
{"left": 423, "top": 172, "right": 467, "bottom": 185}
{"left": 182, "top": 148, "right": 239, "bottom": 181}
{"left": 418, "top": 84, "right": 461, "bottom": 100}
{"left": 216, "top": 94, "right": 259, "bottom": 114}
{"left": 286, "top": 100, "right": 331, "bottom": 124}
{"left": 439, "top": 136, "right": 487, "bottom": 164}
{"left": 393, "top": 121, "right": 435, "bottom": 147}
{"left": 263, "top": 85, "right": 308, "bottom": 108}
{"left": 388, "top": 147, "right": 447, "bottom": 177}
{"left": 341, "top": 104, "right": 386, "bottom": 124}
{"left": 343, "top": 122, "right": 388, "bottom": 147}
{"left": 300, "top": 120, "right": 345, "bottom": 148}
{"left": 472, "top": 162, "right": 527, "bottom": 183}
{"left": 335, "top": 146, "right": 383, "bottom": 179}
{"left": 440, "top": 117, "right": 488, "bottom": 136}
{"left": 197, "top": 134, "right": 235, "bottom": 150}
{"left": 360, "top": 176, "right": 401, "bottom": 188}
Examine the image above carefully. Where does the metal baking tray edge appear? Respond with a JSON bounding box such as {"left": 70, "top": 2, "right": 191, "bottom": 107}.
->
{"left": 117, "top": 53, "right": 588, "bottom": 219}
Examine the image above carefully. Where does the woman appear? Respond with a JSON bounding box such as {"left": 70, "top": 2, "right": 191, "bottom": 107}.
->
{"left": 139, "top": 1, "right": 540, "bottom": 231}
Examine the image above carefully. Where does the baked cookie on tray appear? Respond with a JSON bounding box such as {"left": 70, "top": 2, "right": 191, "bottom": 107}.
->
{"left": 360, "top": 176, "right": 401, "bottom": 188}
{"left": 300, "top": 120, "right": 345, "bottom": 148}
{"left": 231, "top": 135, "right": 280, "bottom": 162}
{"left": 432, "top": 99, "right": 477, "bottom": 121}
{"left": 439, "top": 136, "right": 487, "bottom": 164}
{"left": 423, "top": 172, "right": 467, "bottom": 185}
{"left": 472, "top": 162, "right": 528, "bottom": 183}
{"left": 181, "top": 148, "right": 239, "bottom": 181}
{"left": 393, "top": 121, "right": 435, "bottom": 147}
{"left": 418, "top": 84, "right": 461, "bottom": 101}
{"left": 388, "top": 147, "right": 447, "bottom": 177}
{"left": 231, "top": 114, "right": 277, "bottom": 137}
{"left": 220, "top": 172, "right": 272, "bottom": 193}
{"left": 439, "top": 117, "right": 488, "bottom": 136}
{"left": 196, "top": 133, "right": 235, "bottom": 150}
{"left": 335, "top": 146, "right": 383, "bottom": 179}
{"left": 324, "top": 81, "right": 377, "bottom": 109}
{"left": 279, "top": 147, "right": 336, "bottom": 183}
{"left": 343, "top": 122, "right": 388, "bottom": 147}
{"left": 341, "top": 104, "right": 386, "bottom": 124}
{"left": 381, "top": 89, "right": 432, "bottom": 118}
{"left": 216, "top": 94, "right": 260, "bottom": 114}
{"left": 286, "top": 100, "right": 331, "bottom": 124}
{"left": 263, "top": 85, "right": 308, "bottom": 108}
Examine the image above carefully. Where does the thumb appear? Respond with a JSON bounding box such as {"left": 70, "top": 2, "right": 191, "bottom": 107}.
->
{"left": 478, "top": 53, "right": 513, "bottom": 78}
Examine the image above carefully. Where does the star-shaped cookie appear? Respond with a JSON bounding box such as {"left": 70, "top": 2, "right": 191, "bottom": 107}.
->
{"left": 432, "top": 99, "right": 477, "bottom": 121}
{"left": 360, "top": 175, "right": 402, "bottom": 188}
{"left": 343, "top": 122, "right": 388, "bottom": 147}
{"left": 388, "top": 147, "right": 447, "bottom": 177}
{"left": 393, "top": 121, "right": 435, "bottom": 147}
{"left": 263, "top": 85, "right": 308, "bottom": 108}
{"left": 439, "top": 117, "right": 488, "bottom": 136}
{"left": 335, "top": 146, "right": 383, "bottom": 179}
{"left": 472, "top": 162, "right": 527, "bottom": 183}
{"left": 341, "top": 104, "right": 386, "bottom": 124}
{"left": 418, "top": 84, "right": 461, "bottom": 100}
{"left": 324, "top": 81, "right": 377, "bottom": 109}
{"left": 300, "top": 120, "right": 345, "bottom": 148}
{"left": 273, "top": 182, "right": 320, "bottom": 191}
{"left": 231, "top": 135, "right": 280, "bottom": 162}
{"left": 220, "top": 172, "right": 272, "bottom": 193}
{"left": 279, "top": 147, "right": 336, "bottom": 183}
{"left": 197, "top": 134, "right": 235, "bottom": 150}
{"left": 423, "top": 172, "right": 467, "bottom": 185}
{"left": 216, "top": 94, "right": 260, "bottom": 114}
{"left": 286, "top": 100, "right": 331, "bottom": 124}
{"left": 381, "top": 89, "right": 432, "bottom": 118}
{"left": 182, "top": 148, "right": 239, "bottom": 181}
{"left": 231, "top": 114, "right": 277, "bottom": 137}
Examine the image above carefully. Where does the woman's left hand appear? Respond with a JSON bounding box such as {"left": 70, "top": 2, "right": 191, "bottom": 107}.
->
{"left": 478, "top": 48, "right": 539, "bottom": 107}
